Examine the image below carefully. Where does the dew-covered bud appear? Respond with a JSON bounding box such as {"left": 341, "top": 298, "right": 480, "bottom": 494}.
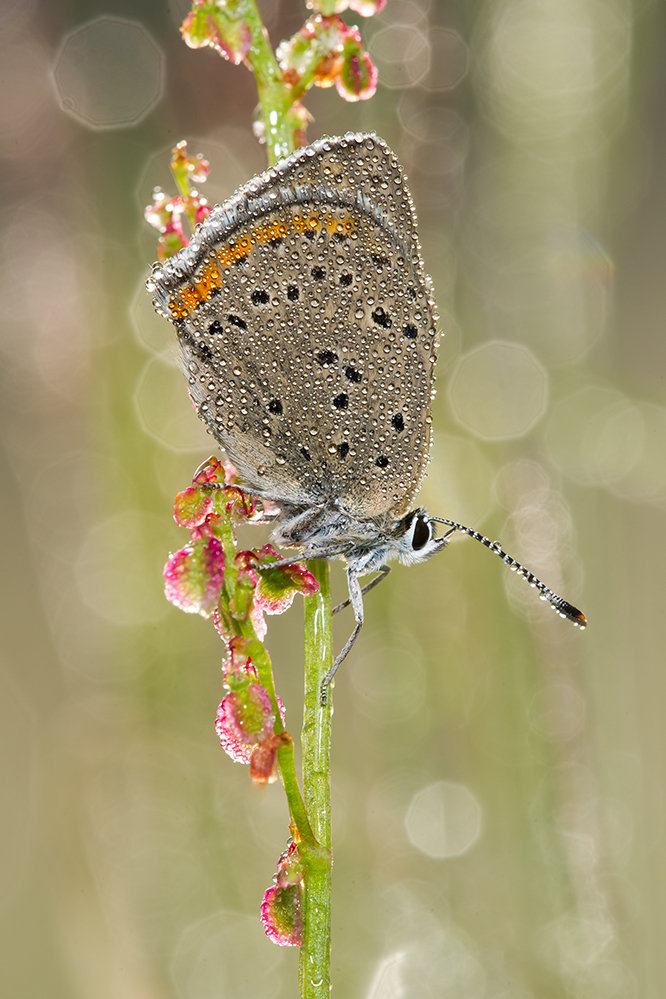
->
{"left": 170, "top": 139, "right": 211, "bottom": 186}
{"left": 181, "top": 2, "right": 252, "bottom": 66}
{"left": 250, "top": 736, "right": 281, "bottom": 784}
{"left": 215, "top": 684, "right": 276, "bottom": 762}
{"left": 336, "top": 27, "right": 377, "bottom": 101}
{"left": 250, "top": 545, "right": 319, "bottom": 615}
{"left": 275, "top": 841, "right": 305, "bottom": 888}
{"left": 173, "top": 486, "right": 215, "bottom": 528}
{"left": 144, "top": 189, "right": 174, "bottom": 232}
{"left": 277, "top": 15, "right": 347, "bottom": 83}
{"left": 192, "top": 456, "right": 228, "bottom": 486}
{"left": 261, "top": 842, "right": 305, "bottom": 946}
{"left": 163, "top": 534, "right": 225, "bottom": 616}
{"left": 260, "top": 884, "right": 303, "bottom": 946}
{"left": 213, "top": 484, "right": 256, "bottom": 520}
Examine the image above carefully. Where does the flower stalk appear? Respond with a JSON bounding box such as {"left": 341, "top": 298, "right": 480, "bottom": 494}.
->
{"left": 300, "top": 560, "right": 334, "bottom": 996}
{"left": 148, "top": 1, "right": 384, "bottom": 991}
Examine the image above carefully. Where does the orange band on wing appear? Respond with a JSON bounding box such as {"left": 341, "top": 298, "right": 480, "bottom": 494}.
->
{"left": 168, "top": 210, "right": 355, "bottom": 318}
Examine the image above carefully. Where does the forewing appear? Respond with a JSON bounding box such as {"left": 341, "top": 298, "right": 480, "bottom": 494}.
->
{"left": 148, "top": 133, "right": 439, "bottom": 518}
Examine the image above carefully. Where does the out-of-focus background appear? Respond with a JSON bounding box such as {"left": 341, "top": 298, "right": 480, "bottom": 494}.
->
{"left": 2, "top": 0, "right": 665, "bottom": 996}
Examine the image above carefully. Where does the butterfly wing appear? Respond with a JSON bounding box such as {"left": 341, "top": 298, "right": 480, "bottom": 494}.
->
{"left": 148, "top": 133, "right": 439, "bottom": 519}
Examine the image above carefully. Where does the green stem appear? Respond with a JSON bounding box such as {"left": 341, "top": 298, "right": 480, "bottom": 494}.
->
{"left": 248, "top": 637, "right": 319, "bottom": 849}
{"left": 299, "top": 561, "right": 333, "bottom": 999}
{"left": 240, "top": 0, "right": 298, "bottom": 164}
{"left": 215, "top": 510, "right": 316, "bottom": 844}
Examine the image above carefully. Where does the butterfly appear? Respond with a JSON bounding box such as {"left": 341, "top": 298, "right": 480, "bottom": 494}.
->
{"left": 148, "top": 132, "right": 586, "bottom": 702}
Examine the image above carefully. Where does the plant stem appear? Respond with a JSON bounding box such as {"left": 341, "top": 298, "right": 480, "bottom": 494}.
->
{"left": 240, "top": 0, "right": 298, "bottom": 164}
{"left": 300, "top": 561, "right": 333, "bottom": 998}
{"left": 239, "top": 2, "right": 335, "bottom": 983}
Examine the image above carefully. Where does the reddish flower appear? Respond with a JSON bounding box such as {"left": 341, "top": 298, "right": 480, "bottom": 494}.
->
{"left": 170, "top": 139, "right": 210, "bottom": 186}
{"left": 192, "top": 456, "right": 230, "bottom": 486}
{"left": 213, "top": 484, "right": 256, "bottom": 520}
{"left": 144, "top": 189, "right": 176, "bottom": 232}
{"left": 250, "top": 735, "right": 281, "bottom": 784}
{"left": 275, "top": 841, "right": 305, "bottom": 888}
{"left": 222, "top": 635, "right": 257, "bottom": 682}
{"left": 181, "top": 2, "right": 252, "bottom": 66}
{"left": 232, "top": 545, "right": 318, "bottom": 638}
{"left": 253, "top": 545, "right": 319, "bottom": 613}
{"left": 163, "top": 535, "right": 225, "bottom": 617}
{"left": 144, "top": 188, "right": 211, "bottom": 260}
{"left": 336, "top": 27, "right": 378, "bottom": 101}
{"left": 215, "top": 683, "right": 275, "bottom": 763}
{"left": 277, "top": 15, "right": 348, "bottom": 85}
{"left": 173, "top": 486, "right": 215, "bottom": 528}
{"left": 261, "top": 885, "right": 303, "bottom": 946}
{"left": 261, "top": 842, "right": 305, "bottom": 946}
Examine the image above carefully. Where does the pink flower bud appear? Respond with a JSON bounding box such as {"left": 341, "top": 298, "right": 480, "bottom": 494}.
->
{"left": 213, "top": 485, "right": 256, "bottom": 520}
{"left": 181, "top": 5, "right": 252, "bottom": 66}
{"left": 144, "top": 189, "right": 173, "bottom": 232}
{"left": 192, "top": 456, "right": 227, "bottom": 486}
{"left": 277, "top": 15, "right": 347, "bottom": 82}
{"left": 171, "top": 140, "right": 211, "bottom": 185}
{"left": 248, "top": 545, "right": 319, "bottom": 615}
{"left": 215, "top": 683, "right": 275, "bottom": 759}
{"left": 260, "top": 884, "right": 303, "bottom": 947}
{"left": 173, "top": 486, "right": 215, "bottom": 528}
{"left": 250, "top": 737, "right": 280, "bottom": 784}
{"left": 336, "top": 29, "right": 378, "bottom": 101}
{"left": 275, "top": 841, "right": 305, "bottom": 888}
{"left": 163, "top": 536, "right": 225, "bottom": 617}
{"left": 156, "top": 229, "right": 189, "bottom": 261}
{"left": 223, "top": 635, "right": 257, "bottom": 682}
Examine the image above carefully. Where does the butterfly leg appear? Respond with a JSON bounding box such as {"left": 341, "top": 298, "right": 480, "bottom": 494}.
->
{"left": 332, "top": 565, "right": 391, "bottom": 615}
{"left": 320, "top": 567, "right": 365, "bottom": 706}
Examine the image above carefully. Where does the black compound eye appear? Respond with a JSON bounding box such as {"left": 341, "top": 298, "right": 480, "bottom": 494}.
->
{"left": 412, "top": 516, "right": 431, "bottom": 551}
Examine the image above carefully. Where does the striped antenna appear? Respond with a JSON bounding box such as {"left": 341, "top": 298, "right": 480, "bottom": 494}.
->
{"left": 430, "top": 518, "right": 587, "bottom": 628}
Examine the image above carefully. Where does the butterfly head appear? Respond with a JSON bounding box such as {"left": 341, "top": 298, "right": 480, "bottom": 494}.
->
{"left": 387, "top": 509, "right": 451, "bottom": 567}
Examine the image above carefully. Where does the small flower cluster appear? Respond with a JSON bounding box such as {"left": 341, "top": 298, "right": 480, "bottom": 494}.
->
{"left": 277, "top": 12, "right": 378, "bottom": 103}
{"left": 214, "top": 634, "right": 289, "bottom": 783}
{"left": 260, "top": 841, "right": 306, "bottom": 946}
{"left": 144, "top": 141, "right": 212, "bottom": 261}
{"left": 180, "top": 0, "right": 380, "bottom": 152}
{"left": 163, "top": 457, "right": 318, "bottom": 784}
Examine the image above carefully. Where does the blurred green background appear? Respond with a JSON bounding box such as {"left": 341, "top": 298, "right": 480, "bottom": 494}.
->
{"left": 2, "top": 0, "right": 665, "bottom": 996}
